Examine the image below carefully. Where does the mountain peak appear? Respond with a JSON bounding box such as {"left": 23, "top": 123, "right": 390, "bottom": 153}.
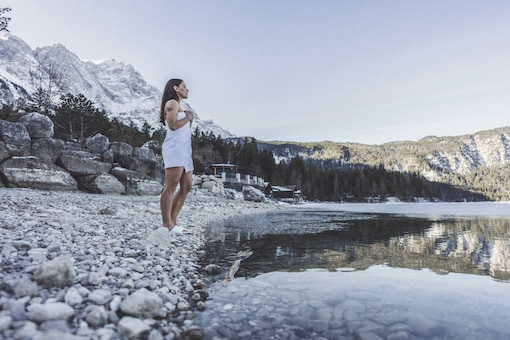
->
{"left": 0, "top": 35, "right": 234, "bottom": 138}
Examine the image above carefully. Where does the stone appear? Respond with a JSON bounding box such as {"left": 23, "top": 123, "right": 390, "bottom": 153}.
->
{"left": 117, "top": 316, "right": 150, "bottom": 339}
{"left": 30, "top": 137, "right": 64, "bottom": 164}
{"left": 85, "top": 306, "right": 107, "bottom": 327}
{"left": 85, "top": 133, "right": 109, "bottom": 154}
{"left": 117, "top": 154, "right": 158, "bottom": 175}
{"left": 18, "top": 112, "right": 54, "bottom": 139}
{"left": 0, "top": 315, "right": 12, "bottom": 332}
{"left": 110, "top": 167, "right": 163, "bottom": 195}
{"left": 57, "top": 152, "right": 112, "bottom": 176}
{"left": 133, "top": 147, "right": 157, "bottom": 161}
{"left": 109, "top": 142, "right": 133, "bottom": 161}
{"left": 27, "top": 302, "right": 74, "bottom": 323}
{"left": 87, "top": 289, "right": 112, "bottom": 305}
{"left": 0, "top": 119, "right": 31, "bottom": 157}
{"left": 242, "top": 185, "right": 266, "bottom": 202}
{"left": 64, "top": 287, "right": 83, "bottom": 306}
{"left": 143, "top": 227, "right": 173, "bottom": 247}
{"left": 13, "top": 277, "right": 39, "bottom": 297}
{"left": 0, "top": 156, "right": 78, "bottom": 191}
{"left": 77, "top": 174, "right": 125, "bottom": 194}
{"left": 34, "top": 255, "right": 76, "bottom": 288}
{"left": 204, "top": 264, "right": 223, "bottom": 274}
{"left": 108, "top": 267, "right": 129, "bottom": 278}
{"left": 119, "top": 288, "right": 163, "bottom": 318}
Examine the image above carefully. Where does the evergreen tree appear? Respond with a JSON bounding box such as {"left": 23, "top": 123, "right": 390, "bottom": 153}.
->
{"left": 53, "top": 93, "right": 110, "bottom": 142}
{"left": 0, "top": 7, "right": 11, "bottom": 32}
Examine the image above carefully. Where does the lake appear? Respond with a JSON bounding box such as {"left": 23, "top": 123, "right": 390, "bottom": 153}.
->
{"left": 195, "top": 202, "right": 510, "bottom": 339}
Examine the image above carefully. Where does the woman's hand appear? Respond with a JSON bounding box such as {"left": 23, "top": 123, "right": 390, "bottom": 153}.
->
{"left": 185, "top": 110, "right": 194, "bottom": 125}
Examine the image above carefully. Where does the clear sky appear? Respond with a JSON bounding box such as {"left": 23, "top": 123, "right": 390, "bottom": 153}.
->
{"left": 4, "top": 0, "right": 510, "bottom": 144}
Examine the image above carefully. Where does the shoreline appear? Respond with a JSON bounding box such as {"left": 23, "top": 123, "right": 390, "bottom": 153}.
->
{"left": 0, "top": 188, "right": 287, "bottom": 339}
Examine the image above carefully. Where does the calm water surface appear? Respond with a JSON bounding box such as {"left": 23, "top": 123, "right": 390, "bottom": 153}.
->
{"left": 195, "top": 203, "right": 510, "bottom": 339}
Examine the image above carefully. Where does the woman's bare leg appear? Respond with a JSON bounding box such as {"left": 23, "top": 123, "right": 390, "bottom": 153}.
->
{"left": 160, "top": 167, "right": 184, "bottom": 229}
{"left": 171, "top": 171, "right": 193, "bottom": 226}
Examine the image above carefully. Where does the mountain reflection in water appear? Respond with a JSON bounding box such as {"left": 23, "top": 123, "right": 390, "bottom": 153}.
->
{"left": 197, "top": 205, "right": 510, "bottom": 339}
{"left": 202, "top": 210, "right": 510, "bottom": 282}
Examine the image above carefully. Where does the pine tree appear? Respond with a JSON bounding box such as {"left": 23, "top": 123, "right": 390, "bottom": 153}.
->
{"left": 0, "top": 7, "right": 11, "bottom": 32}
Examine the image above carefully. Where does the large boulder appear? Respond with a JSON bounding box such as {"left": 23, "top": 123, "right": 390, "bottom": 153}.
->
{"left": 0, "top": 120, "right": 31, "bottom": 157}
{"left": 133, "top": 147, "right": 157, "bottom": 161}
{"left": 119, "top": 288, "right": 163, "bottom": 318}
{"left": 85, "top": 133, "right": 110, "bottom": 155}
{"left": 57, "top": 151, "right": 112, "bottom": 176}
{"left": 109, "top": 142, "right": 133, "bottom": 162}
{"left": 18, "top": 112, "right": 54, "bottom": 139}
{"left": 117, "top": 155, "right": 158, "bottom": 175}
{"left": 31, "top": 138, "right": 64, "bottom": 164}
{"left": 34, "top": 255, "right": 76, "bottom": 288}
{"left": 111, "top": 167, "right": 162, "bottom": 195}
{"left": 242, "top": 185, "right": 266, "bottom": 202}
{"left": 77, "top": 174, "right": 126, "bottom": 194}
{"left": 195, "top": 174, "right": 225, "bottom": 197}
{"left": 0, "top": 156, "right": 78, "bottom": 191}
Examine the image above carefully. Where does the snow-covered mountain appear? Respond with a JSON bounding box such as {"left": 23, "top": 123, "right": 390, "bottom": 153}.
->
{"left": 0, "top": 34, "right": 234, "bottom": 138}
{"left": 258, "top": 126, "right": 510, "bottom": 200}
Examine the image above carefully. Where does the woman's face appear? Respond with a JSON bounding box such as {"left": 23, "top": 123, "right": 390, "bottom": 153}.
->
{"left": 174, "top": 82, "right": 189, "bottom": 99}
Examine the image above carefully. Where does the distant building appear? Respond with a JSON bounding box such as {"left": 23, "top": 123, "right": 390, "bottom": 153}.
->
{"left": 272, "top": 185, "right": 301, "bottom": 203}
{"left": 206, "top": 163, "right": 238, "bottom": 176}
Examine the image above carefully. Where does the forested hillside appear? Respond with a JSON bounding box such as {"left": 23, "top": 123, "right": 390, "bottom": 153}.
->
{"left": 258, "top": 127, "right": 510, "bottom": 201}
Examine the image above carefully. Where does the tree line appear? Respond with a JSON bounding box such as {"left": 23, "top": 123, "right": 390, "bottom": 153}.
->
{"left": 188, "top": 130, "right": 449, "bottom": 202}
{"left": 1, "top": 93, "right": 151, "bottom": 147}
{"left": 2, "top": 91, "right": 455, "bottom": 202}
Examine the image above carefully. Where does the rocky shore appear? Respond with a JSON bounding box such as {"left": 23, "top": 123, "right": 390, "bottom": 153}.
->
{"left": 0, "top": 188, "right": 285, "bottom": 339}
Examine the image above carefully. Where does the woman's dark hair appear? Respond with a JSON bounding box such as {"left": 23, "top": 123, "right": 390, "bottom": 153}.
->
{"left": 160, "top": 78, "right": 183, "bottom": 123}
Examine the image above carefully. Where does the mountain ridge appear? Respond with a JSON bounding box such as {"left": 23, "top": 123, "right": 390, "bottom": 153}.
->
{"left": 0, "top": 34, "right": 234, "bottom": 139}
{"left": 256, "top": 125, "right": 510, "bottom": 200}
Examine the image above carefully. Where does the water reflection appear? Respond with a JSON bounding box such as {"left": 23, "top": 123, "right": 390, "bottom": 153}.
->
{"left": 196, "top": 209, "right": 510, "bottom": 339}
{"left": 202, "top": 211, "right": 510, "bottom": 281}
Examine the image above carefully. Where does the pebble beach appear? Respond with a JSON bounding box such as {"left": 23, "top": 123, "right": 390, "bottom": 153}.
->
{"left": 0, "top": 187, "right": 284, "bottom": 339}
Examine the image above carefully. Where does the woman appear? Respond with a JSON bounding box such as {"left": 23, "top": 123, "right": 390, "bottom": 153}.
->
{"left": 159, "top": 79, "right": 194, "bottom": 234}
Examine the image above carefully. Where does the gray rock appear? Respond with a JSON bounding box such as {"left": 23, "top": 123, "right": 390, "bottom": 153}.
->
{"left": 34, "top": 255, "right": 76, "bottom": 288}
{"left": 117, "top": 154, "right": 158, "bottom": 175}
{"left": 0, "top": 156, "right": 78, "bottom": 191}
{"left": 57, "top": 152, "right": 112, "bottom": 176}
{"left": 204, "top": 264, "right": 223, "bottom": 274}
{"left": 18, "top": 112, "right": 54, "bottom": 139}
{"left": 111, "top": 167, "right": 162, "bottom": 195}
{"left": 117, "top": 316, "right": 150, "bottom": 339}
{"left": 13, "top": 277, "right": 39, "bottom": 297}
{"left": 27, "top": 302, "right": 74, "bottom": 323}
{"left": 108, "top": 267, "right": 129, "bottom": 278}
{"left": 243, "top": 185, "right": 266, "bottom": 202}
{"left": 85, "top": 133, "right": 109, "bottom": 154}
{"left": 109, "top": 142, "right": 133, "bottom": 161}
{"left": 143, "top": 227, "right": 172, "bottom": 247}
{"left": 133, "top": 147, "right": 157, "bottom": 161}
{"left": 85, "top": 306, "right": 107, "bottom": 327}
{"left": 0, "top": 119, "right": 31, "bottom": 157}
{"left": 77, "top": 174, "right": 125, "bottom": 194}
{"left": 64, "top": 287, "right": 83, "bottom": 306}
{"left": 0, "top": 140, "right": 8, "bottom": 162}
{"left": 30, "top": 137, "right": 64, "bottom": 164}
{"left": 119, "top": 288, "right": 163, "bottom": 318}
{"left": 87, "top": 289, "right": 112, "bottom": 305}
{"left": 0, "top": 315, "right": 12, "bottom": 332}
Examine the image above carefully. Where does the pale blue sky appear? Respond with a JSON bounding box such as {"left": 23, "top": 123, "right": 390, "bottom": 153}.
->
{"left": 4, "top": 0, "right": 510, "bottom": 144}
